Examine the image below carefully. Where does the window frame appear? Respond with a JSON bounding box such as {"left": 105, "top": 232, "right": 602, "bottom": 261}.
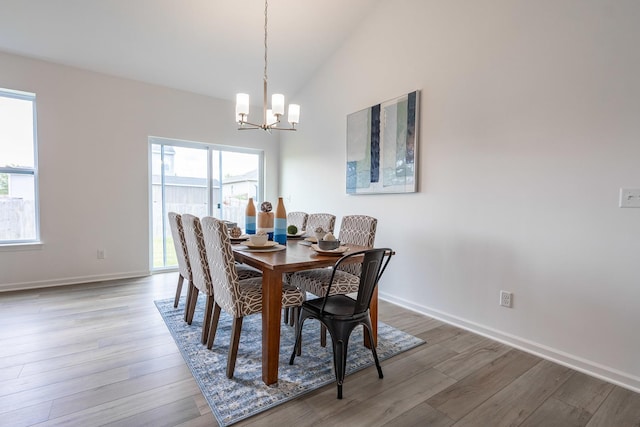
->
{"left": 0, "top": 87, "right": 40, "bottom": 246}
{"left": 148, "top": 136, "right": 264, "bottom": 271}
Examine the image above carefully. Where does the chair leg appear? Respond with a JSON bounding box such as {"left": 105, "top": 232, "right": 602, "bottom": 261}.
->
{"left": 227, "top": 316, "right": 243, "bottom": 378}
{"left": 364, "top": 320, "right": 384, "bottom": 379}
{"left": 291, "top": 306, "right": 303, "bottom": 355}
{"left": 186, "top": 286, "right": 199, "bottom": 325}
{"left": 283, "top": 307, "right": 289, "bottom": 324}
{"left": 291, "top": 290, "right": 307, "bottom": 327}
{"left": 184, "top": 283, "right": 193, "bottom": 322}
{"left": 207, "top": 303, "right": 222, "bottom": 349}
{"left": 332, "top": 338, "right": 347, "bottom": 399}
{"left": 290, "top": 309, "right": 308, "bottom": 364}
{"left": 201, "top": 294, "right": 214, "bottom": 345}
{"left": 174, "top": 275, "right": 184, "bottom": 308}
{"left": 321, "top": 324, "right": 327, "bottom": 347}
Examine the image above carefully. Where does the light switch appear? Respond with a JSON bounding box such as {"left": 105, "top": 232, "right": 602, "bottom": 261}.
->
{"left": 619, "top": 188, "right": 640, "bottom": 208}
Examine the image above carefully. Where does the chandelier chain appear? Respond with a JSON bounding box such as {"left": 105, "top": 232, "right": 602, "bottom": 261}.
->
{"left": 264, "top": 0, "right": 268, "bottom": 83}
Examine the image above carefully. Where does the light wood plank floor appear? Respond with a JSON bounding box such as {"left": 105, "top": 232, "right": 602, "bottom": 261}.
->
{"left": 1, "top": 273, "right": 638, "bottom": 426}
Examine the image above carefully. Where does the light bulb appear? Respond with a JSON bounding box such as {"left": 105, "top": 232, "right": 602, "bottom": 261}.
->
{"left": 272, "top": 94, "right": 285, "bottom": 116}
{"left": 235, "top": 93, "right": 249, "bottom": 121}
{"left": 288, "top": 104, "right": 300, "bottom": 124}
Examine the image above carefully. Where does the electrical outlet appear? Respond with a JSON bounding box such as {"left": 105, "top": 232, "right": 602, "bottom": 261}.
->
{"left": 619, "top": 188, "right": 640, "bottom": 208}
{"left": 97, "top": 249, "right": 105, "bottom": 260}
{"left": 500, "top": 290, "right": 512, "bottom": 308}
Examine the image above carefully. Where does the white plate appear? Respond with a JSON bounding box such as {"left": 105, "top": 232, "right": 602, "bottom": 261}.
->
{"left": 242, "top": 240, "right": 279, "bottom": 249}
{"left": 287, "top": 231, "right": 306, "bottom": 238}
{"left": 304, "top": 237, "right": 345, "bottom": 245}
{"left": 311, "top": 244, "right": 350, "bottom": 256}
{"left": 241, "top": 245, "right": 286, "bottom": 253}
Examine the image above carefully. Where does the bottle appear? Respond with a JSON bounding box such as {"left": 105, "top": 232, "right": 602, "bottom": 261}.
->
{"left": 245, "top": 198, "right": 256, "bottom": 235}
{"left": 274, "top": 197, "right": 287, "bottom": 245}
{"left": 257, "top": 201, "right": 274, "bottom": 240}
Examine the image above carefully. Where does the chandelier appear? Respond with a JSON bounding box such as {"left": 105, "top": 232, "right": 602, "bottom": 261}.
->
{"left": 235, "top": 0, "right": 300, "bottom": 131}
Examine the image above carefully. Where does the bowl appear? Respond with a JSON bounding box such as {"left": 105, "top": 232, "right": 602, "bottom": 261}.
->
{"left": 317, "top": 239, "right": 340, "bottom": 250}
{"left": 248, "top": 234, "right": 268, "bottom": 246}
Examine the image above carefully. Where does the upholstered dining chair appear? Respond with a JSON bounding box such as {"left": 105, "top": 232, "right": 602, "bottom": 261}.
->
{"left": 182, "top": 214, "right": 263, "bottom": 344}
{"left": 200, "top": 216, "right": 305, "bottom": 378}
{"left": 288, "top": 215, "right": 378, "bottom": 339}
{"left": 282, "top": 211, "right": 307, "bottom": 325}
{"left": 306, "top": 213, "right": 336, "bottom": 234}
{"left": 289, "top": 248, "right": 393, "bottom": 399}
{"left": 167, "top": 212, "right": 191, "bottom": 309}
{"left": 289, "top": 215, "right": 377, "bottom": 297}
{"left": 332, "top": 214, "right": 377, "bottom": 276}
{"left": 281, "top": 212, "right": 335, "bottom": 325}
{"left": 283, "top": 212, "right": 335, "bottom": 325}
{"left": 181, "top": 214, "right": 215, "bottom": 344}
{"left": 287, "top": 211, "right": 308, "bottom": 231}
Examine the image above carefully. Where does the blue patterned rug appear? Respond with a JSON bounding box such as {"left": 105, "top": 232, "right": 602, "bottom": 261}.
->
{"left": 155, "top": 297, "right": 424, "bottom": 426}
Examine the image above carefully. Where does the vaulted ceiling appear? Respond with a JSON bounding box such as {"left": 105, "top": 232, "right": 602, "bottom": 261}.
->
{"left": 0, "top": 0, "right": 379, "bottom": 102}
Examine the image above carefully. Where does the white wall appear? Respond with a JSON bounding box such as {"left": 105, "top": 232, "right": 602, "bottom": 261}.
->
{"left": 281, "top": 0, "right": 640, "bottom": 391}
{"left": 0, "top": 51, "right": 281, "bottom": 289}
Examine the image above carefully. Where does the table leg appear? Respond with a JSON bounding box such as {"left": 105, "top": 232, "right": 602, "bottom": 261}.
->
{"left": 364, "top": 286, "right": 378, "bottom": 349}
{"left": 262, "top": 269, "right": 282, "bottom": 385}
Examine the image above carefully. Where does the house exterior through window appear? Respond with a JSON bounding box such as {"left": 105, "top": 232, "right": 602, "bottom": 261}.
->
{"left": 0, "top": 88, "right": 39, "bottom": 244}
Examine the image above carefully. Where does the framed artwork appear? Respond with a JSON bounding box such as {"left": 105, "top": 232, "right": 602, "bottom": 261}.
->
{"left": 346, "top": 90, "right": 419, "bottom": 194}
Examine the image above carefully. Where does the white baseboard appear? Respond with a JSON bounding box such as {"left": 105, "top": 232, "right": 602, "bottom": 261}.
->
{"left": 380, "top": 291, "right": 640, "bottom": 394}
{"left": 0, "top": 270, "right": 150, "bottom": 292}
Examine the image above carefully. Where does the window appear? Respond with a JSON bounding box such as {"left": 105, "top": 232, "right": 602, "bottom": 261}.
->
{"left": 150, "top": 137, "right": 263, "bottom": 270}
{"left": 0, "top": 88, "right": 39, "bottom": 244}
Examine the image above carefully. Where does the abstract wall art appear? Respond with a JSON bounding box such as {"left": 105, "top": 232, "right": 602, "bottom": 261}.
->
{"left": 346, "top": 90, "right": 419, "bottom": 194}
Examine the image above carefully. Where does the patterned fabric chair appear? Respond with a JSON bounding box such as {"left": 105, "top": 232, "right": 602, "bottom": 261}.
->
{"left": 181, "top": 214, "right": 215, "bottom": 344}
{"left": 306, "top": 213, "right": 336, "bottom": 234}
{"left": 167, "top": 212, "right": 191, "bottom": 309}
{"left": 287, "top": 211, "right": 308, "bottom": 231}
{"left": 200, "top": 216, "right": 305, "bottom": 378}
{"left": 290, "top": 215, "right": 377, "bottom": 297}
{"left": 289, "top": 215, "right": 378, "bottom": 342}
{"left": 282, "top": 211, "right": 309, "bottom": 324}
{"left": 333, "top": 215, "right": 377, "bottom": 276}
{"left": 182, "top": 214, "right": 262, "bottom": 343}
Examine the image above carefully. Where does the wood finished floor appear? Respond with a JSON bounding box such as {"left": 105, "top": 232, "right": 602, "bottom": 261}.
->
{"left": 1, "top": 273, "right": 639, "bottom": 426}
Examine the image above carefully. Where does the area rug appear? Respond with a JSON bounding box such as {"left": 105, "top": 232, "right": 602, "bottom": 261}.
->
{"left": 155, "top": 297, "right": 425, "bottom": 426}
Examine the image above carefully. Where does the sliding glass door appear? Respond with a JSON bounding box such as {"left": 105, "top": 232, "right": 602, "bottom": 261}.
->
{"left": 150, "top": 137, "right": 263, "bottom": 270}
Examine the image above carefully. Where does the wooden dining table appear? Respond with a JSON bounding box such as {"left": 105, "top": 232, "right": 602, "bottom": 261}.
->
{"left": 232, "top": 238, "right": 377, "bottom": 386}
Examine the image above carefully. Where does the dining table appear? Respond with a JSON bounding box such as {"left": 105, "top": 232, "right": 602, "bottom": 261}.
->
{"left": 231, "top": 238, "right": 377, "bottom": 386}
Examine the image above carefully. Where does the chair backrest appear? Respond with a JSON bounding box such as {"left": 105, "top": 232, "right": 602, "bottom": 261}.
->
{"left": 337, "top": 215, "right": 377, "bottom": 275}
{"left": 200, "top": 216, "right": 243, "bottom": 317}
{"left": 307, "top": 213, "right": 336, "bottom": 234}
{"left": 168, "top": 212, "right": 192, "bottom": 281}
{"left": 287, "top": 211, "right": 308, "bottom": 231}
{"left": 338, "top": 215, "right": 377, "bottom": 247}
{"left": 323, "top": 248, "right": 393, "bottom": 315}
{"left": 181, "top": 214, "right": 212, "bottom": 295}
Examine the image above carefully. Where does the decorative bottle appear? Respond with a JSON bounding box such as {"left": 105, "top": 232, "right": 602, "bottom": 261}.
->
{"left": 257, "top": 201, "right": 274, "bottom": 240}
{"left": 274, "top": 197, "right": 287, "bottom": 245}
{"left": 245, "top": 198, "right": 256, "bottom": 235}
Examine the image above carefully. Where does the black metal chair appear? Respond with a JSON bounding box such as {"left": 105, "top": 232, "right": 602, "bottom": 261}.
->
{"left": 289, "top": 248, "right": 393, "bottom": 399}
